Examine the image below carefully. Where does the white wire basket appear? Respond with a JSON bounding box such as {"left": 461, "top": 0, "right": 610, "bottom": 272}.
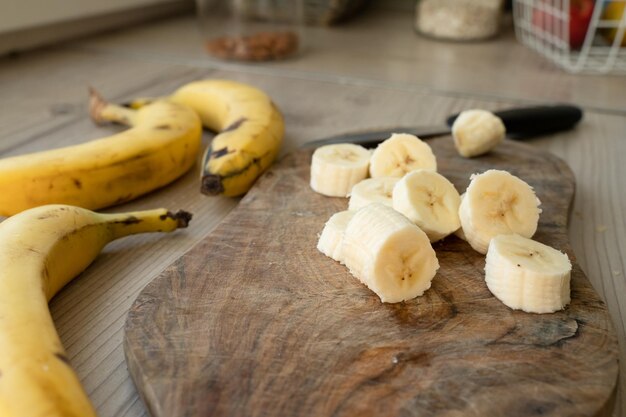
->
{"left": 513, "top": 0, "right": 626, "bottom": 74}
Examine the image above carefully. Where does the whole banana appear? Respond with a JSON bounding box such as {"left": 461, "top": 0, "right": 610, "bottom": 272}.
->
{"left": 0, "top": 89, "right": 202, "bottom": 217}
{"left": 132, "top": 79, "right": 285, "bottom": 197}
{"left": 0, "top": 204, "right": 191, "bottom": 417}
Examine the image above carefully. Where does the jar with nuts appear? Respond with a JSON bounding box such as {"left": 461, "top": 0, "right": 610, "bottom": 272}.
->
{"left": 415, "top": 0, "right": 504, "bottom": 42}
{"left": 197, "top": 0, "right": 304, "bottom": 61}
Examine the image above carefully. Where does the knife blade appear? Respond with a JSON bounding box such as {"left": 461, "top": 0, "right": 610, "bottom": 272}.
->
{"left": 303, "top": 104, "right": 583, "bottom": 149}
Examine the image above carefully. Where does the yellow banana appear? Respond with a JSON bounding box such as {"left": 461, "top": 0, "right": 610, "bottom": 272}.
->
{"left": 132, "top": 79, "right": 285, "bottom": 197}
{"left": 0, "top": 204, "right": 191, "bottom": 417}
{"left": 0, "top": 89, "right": 202, "bottom": 217}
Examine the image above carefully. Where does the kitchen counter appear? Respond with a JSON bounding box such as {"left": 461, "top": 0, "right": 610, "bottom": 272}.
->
{"left": 0, "top": 5, "right": 624, "bottom": 417}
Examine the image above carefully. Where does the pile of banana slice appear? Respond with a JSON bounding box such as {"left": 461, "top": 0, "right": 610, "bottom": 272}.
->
{"left": 312, "top": 125, "right": 572, "bottom": 314}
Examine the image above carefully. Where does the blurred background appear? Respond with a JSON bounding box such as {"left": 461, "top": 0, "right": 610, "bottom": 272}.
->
{"left": 2, "top": 0, "right": 625, "bottom": 74}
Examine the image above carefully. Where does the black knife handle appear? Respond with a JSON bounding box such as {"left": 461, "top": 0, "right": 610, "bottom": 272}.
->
{"left": 446, "top": 105, "right": 583, "bottom": 140}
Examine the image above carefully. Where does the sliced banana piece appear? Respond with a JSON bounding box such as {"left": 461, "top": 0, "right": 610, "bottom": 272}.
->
{"left": 310, "top": 144, "right": 371, "bottom": 197}
{"left": 452, "top": 109, "right": 505, "bottom": 158}
{"left": 342, "top": 203, "right": 439, "bottom": 303}
{"left": 369, "top": 133, "right": 437, "bottom": 178}
{"left": 348, "top": 177, "right": 399, "bottom": 211}
{"left": 392, "top": 170, "right": 461, "bottom": 242}
{"left": 317, "top": 210, "right": 355, "bottom": 263}
{"left": 485, "top": 234, "right": 571, "bottom": 313}
{"left": 459, "top": 169, "right": 541, "bottom": 254}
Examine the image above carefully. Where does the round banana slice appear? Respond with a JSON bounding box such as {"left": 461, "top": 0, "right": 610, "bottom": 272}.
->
{"left": 485, "top": 234, "right": 571, "bottom": 314}
{"left": 369, "top": 133, "right": 437, "bottom": 178}
{"left": 317, "top": 210, "right": 355, "bottom": 263}
{"left": 348, "top": 177, "right": 399, "bottom": 211}
{"left": 342, "top": 203, "right": 439, "bottom": 303}
{"left": 392, "top": 170, "right": 461, "bottom": 242}
{"left": 310, "top": 144, "right": 371, "bottom": 197}
{"left": 459, "top": 169, "right": 541, "bottom": 254}
{"left": 452, "top": 109, "right": 505, "bottom": 158}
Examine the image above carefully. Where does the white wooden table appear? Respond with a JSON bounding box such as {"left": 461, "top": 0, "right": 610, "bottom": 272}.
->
{"left": 0, "top": 6, "right": 624, "bottom": 417}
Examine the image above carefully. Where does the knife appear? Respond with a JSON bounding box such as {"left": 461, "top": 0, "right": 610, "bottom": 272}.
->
{"left": 303, "top": 105, "right": 583, "bottom": 148}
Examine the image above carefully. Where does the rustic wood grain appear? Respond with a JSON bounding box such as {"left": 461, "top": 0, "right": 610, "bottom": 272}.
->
{"left": 124, "top": 136, "right": 618, "bottom": 417}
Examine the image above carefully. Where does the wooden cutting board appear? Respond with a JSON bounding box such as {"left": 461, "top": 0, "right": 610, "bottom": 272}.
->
{"left": 124, "top": 136, "right": 618, "bottom": 417}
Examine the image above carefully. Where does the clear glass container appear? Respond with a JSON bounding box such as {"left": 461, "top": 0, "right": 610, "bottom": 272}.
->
{"left": 415, "top": 0, "right": 505, "bottom": 42}
{"left": 196, "top": 0, "right": 305, "bottom": 61}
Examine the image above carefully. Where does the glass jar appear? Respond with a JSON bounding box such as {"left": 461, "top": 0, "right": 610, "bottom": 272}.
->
{"left": 415, "top": 0, "right": 504, "bottom": 42}
{"left": 196, "top": 0, "right": 305, "bottom": 61}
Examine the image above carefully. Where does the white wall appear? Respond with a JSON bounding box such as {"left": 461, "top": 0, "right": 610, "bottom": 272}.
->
{"left": 0, "top": 0, "right": 187, "bottom": 33}
{"left": 0, "top": 0, "right": 193, "bottom": 55}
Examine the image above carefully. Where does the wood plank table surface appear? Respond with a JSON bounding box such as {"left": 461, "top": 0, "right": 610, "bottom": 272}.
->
{"left": 0, "top": 4, "right": 625, "bottom": 417}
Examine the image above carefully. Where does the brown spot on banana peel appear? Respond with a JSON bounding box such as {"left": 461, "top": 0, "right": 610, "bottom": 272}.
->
{"left": 36, "top": 207, "right": 71, "bottom": 220}
{"left": 73, "top": 178, "right": 82, "bottom": 189}
{"left": 116, "top": 216, "right": 141, "bottom": 225}
{"left": 222, "top": 117, "right": 247, "bottom": 132}
{"left": 211, "top": 147, "right": 231, "bottom": 159}
{"left": 154, "top": 124, "right": 172, "bottom": 130}
{"left": 160, "top": 210, "right": 193, "bottom": 228}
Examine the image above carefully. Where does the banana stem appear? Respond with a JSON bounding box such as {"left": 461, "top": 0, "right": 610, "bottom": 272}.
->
{"left": 104, "top": 209, "right": 192, "bottom": 239}
{"left": 89, "top": 87, "right": 138, "bottom": 126}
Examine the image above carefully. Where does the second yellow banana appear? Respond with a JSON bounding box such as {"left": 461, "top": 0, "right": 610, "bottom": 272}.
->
{"left": 133, "top": 79, "right": 285, "bottom": 197}
{"left": 0, "top": 90, "right": 202, "bottom": 217}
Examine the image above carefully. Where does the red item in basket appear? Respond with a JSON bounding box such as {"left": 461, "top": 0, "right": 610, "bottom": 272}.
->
{"left": 569, "top": 0, "right": 594, "bottom": 49}
{"left": 532, "top": 0, "right": 594, "bottom": 49}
